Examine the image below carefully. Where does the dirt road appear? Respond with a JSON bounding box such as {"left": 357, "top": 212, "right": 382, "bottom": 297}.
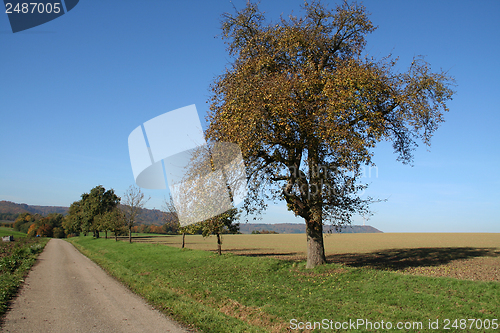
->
{"left": 1, "top": 239, "right": 193, "bottom": 333}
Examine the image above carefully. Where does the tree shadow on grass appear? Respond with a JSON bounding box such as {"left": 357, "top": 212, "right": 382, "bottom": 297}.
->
{"left": 326, "top": 247, "right": 500, "bottom": 271}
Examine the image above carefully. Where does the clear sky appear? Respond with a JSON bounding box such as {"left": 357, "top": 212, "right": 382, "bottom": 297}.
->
{"left": 1, "top": 0, "right": 499, "bottom": 232}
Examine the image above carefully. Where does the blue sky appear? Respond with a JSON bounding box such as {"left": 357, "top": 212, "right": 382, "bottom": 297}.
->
{"left": 1, "top": 0, "right": 499, "bottom": 232}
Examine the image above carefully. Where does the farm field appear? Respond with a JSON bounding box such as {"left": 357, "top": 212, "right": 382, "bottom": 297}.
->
{"left": 131, "top": 233, "right": 500, "bottom": 256}
{"left": 68, "top": 234, "right": 500, "bottom": 332}
{"left": 131, "top": 233, "right": 500, "bottom": 282}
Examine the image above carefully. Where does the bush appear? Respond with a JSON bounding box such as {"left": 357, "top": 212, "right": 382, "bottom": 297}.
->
{"left": 0, "top": 237, "right": 48, "bottom": 316}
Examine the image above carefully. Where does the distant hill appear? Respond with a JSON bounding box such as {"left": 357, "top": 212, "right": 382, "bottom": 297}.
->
{"left": 239, "top": 223, "right": 382, "bottom": 234}
{"left": 121, "top": 205, "right": 165, "bottom": 225}
{"left": 0, "top": 201, "right": 382, "bottom": 232}
{"left": 0, "top": 200, "right": 69, "bottom": 217}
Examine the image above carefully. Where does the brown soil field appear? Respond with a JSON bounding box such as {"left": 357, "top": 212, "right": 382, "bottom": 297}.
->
{"left": 130, "top": 233, "right": 500, "bottom": 282}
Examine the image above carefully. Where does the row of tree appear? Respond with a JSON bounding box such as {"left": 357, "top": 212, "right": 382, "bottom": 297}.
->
{"left": 63, "top": 185, "right": 149, "bottom": 242}
{"left": 12, "top": 185, "right": 146, "bottom": 241}
{"left": 11, "top": 183, "right": 241, "bottom": 254}
{"left": 251, "top": 230, "right": 279, "bottom": 234}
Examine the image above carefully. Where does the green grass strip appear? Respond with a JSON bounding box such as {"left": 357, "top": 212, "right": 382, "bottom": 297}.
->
{"left": 0, "top": 227, "right": 28, "bottom": 238}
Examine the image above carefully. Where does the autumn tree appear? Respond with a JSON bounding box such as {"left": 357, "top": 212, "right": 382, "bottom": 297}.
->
{"left": 207, "top": 1, "right": 455, "bottom": 267}
{"left": 27, "top": 223, "right": 38, "bottom": 238}
{"left": 121, "top": 185, "right": 150, "bottom": 243}
{"left": 14, "top": 213, "right": 42, "bottom": 233}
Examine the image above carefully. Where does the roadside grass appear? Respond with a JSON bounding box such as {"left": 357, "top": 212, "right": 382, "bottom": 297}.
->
{"left": 0, "top": 236, "right": 48, "bottom": 316}
{"left": 0, "top": 227, "right": 27, "bottom": 239}
{"left": 68, "top": 236, "right": 500, "bottom": 332}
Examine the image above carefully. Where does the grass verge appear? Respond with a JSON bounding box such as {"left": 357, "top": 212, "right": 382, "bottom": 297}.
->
{"left": 0, "top": 236, "right": 49, "bottom": 316}
{"left": 0, "top": 227, "right": 28, "bottom": 239}
{"left": 67, "top": 236, "right": 500, "bottom": 332}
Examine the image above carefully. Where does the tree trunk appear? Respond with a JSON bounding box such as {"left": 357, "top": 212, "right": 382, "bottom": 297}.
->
{"left": 216, "top": 233, "right": 222, "bottom": 255}
{"left": 305, "top": 205, "right": 326, "bottom": 268}
{"left": 182, "top": 233, "right": 185, "bottom": 249}
{"left": 104, "top": 230, "right": 107, "bottom": 239}
{"left": 128, "top": 226, "right": 132, "bottom": 243}
{"left": 94, "top": 230, "right": 100, "bottom": 239}
{"left": 115, "top": 232, "right": 118, "bottom": 242}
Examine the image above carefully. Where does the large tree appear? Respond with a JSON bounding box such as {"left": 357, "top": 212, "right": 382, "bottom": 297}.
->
{"left": 207, "top": 1, "right": 455, "bottom": 268}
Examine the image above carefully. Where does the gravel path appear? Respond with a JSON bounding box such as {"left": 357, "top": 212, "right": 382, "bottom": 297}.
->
{"left": 1, "top": 239, "right": 193, "bottom": 333}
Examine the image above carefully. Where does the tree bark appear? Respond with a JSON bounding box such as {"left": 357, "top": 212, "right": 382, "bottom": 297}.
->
{"left": 128, "top": 226, "right": 132, "bottom": 243}
{"left": 104, "top": 230, "right": 107, "bottom": 239}
{"left": 115, "top": 232, "right": 118, "bottom": 242}
{"left": 181, "top": 233, "right": 185, "bottom": 249}
{"left": 216, "top": 233, "right": 222, "bottom": 255}
{"left": 305, "top": 205, "right": 327, "bottom": 268}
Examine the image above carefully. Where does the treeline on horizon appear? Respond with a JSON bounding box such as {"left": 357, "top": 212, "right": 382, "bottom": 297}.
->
{"left": 0, "top": 200, "right": 164, "bottom": 225}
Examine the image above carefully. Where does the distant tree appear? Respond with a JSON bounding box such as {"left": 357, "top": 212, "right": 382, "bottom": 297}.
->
{"left": 81, "top": 186, "right": 121, "bottom": 238}
{"left": 96, "top": 208, "right": 126, "bottom": 241}
{"left": 0, "top": 213, "right": 19, "bottom": 221}
{"left": 52, "top": 227, "right": 66, "bottom": 238}
{"left": 207, "top": 1, "right": 455, "bottom": 267}
{"left": 121, "top": 185, "right": 150, "bottom": 243}
{"left": 35, "top": 213, "right": 65, "bottom": 238}
{"left": 162, "top": 217, "right": 179, "bottom": 235}
{"left": 252, "top": 230, "right": 278, "bottom": 234}
{"left": 36, "top": 223, "right": 53, "bottom": 237}
{"left": 27, "top": 223, "right": 38, "bottom": 238}
{"left": 161, "top": 198, "right": 180, "bottom": 235}
{"left": 65, "top": 186, "right": 120, "bottom": 238}
{"left": 14, "top": 213, "right": 42, "bottom": 234}
{"left": 163, "top": 195, "right": 189, "bottom": 248}
{"left": 148, "top": 225, "right": 164, "bottom": 234}
{"left": 162, "top": 140, "right": 242, "bottom": 253}
{"left": 199, "top": 209, "right": 240, "bottom": 255}
{"left": 63, "top": 200, "right": 84, "bottom": 236}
